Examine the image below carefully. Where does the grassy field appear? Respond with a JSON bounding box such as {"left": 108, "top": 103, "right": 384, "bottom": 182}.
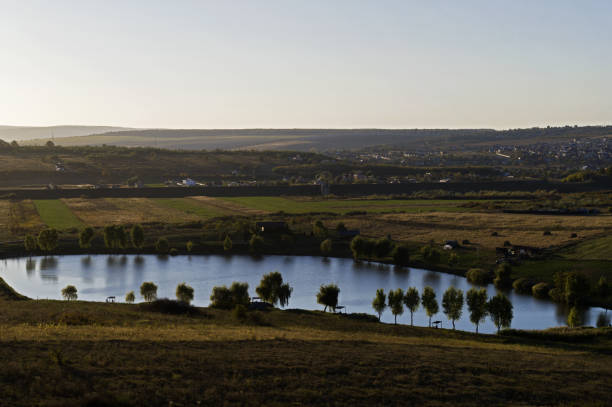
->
{"left": 0, "top": 296, "right": 610, "bottom": 406}
{"left": 152, "top": 197, "right": 235, "bottom": 219}
{"left": 32, "top": 199, "right": 84, "bottom": 230}
{"left": 220, "top": 197, "right": 477, "bottom": 215}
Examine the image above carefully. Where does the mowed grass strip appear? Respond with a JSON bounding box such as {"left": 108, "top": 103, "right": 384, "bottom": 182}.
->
{"left": 221, "top": 197, "right": 476, "bottom": 214}
{"left": 33, "top": 199, "right": 84, "bottom": 230}
{"left": 151, "top": 198, "right": 234, "bottom": 219}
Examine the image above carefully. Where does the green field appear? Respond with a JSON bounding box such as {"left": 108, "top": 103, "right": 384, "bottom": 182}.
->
{"left": 152, "top": 198, "right": 234, "bottom": 219}
{"left": 560, "top": 235, "right": 612, "bottom": 260}
{"left": 32, "top": 199, "right": 84, "bottom": 230}
{"left": 221, "top": 197, "right": 476, "bottom": 214}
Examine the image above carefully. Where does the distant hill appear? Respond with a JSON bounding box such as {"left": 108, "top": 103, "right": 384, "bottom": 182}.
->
{"left": 0, "top": 125, "right": 134, "bottom": 142}
{"left": 16, "top": 125, "right": 612, "bottom": 151}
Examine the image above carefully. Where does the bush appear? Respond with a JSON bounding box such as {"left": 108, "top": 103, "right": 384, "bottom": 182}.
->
{"left": 169, "top": 247, "right": 178, "bottom": 256}
{"left": 139, "top": 298, "right": 196, "bottom": 315}
{"left": 513, "top": 278, "right": 535, "bottom": 295}
{"left": 249, "top": 234, "right": 265, "bottom": 254}
{"left": 531, "top": 282, "right": 550, "bottom": 299}
{"left": 493, "top": 263, "right": 512, "bottom": 289}
{"left": 490, "top": 231, "right": 498, "bottom": 236}
{"left": 373, "top": 238, "right": 394, "bottom": 258}
{"left": 543, "top": 230, "right": 552, "bottom": 236}
{"left": 233, "top": 304, "right": 248, "bottom": 321}
{"left": 391, "top": 245, "right": 410, "bottom": 266}
{"left": 155, "top": 238, "right": 169, "bottom": 254}
{"left": 320, "top": 238, "right": 332, "bottom": 256}
{"left": 186, "top": 240, "right": 194, "bottom": 252}
{"left": 466, "top": 268, "right": 492, "bottom": 285}
{"left": 596, "top": 312, "right": 611, "bottom": 328}
{"left": 420, "top": 246, "right": 440, "bottom": 263}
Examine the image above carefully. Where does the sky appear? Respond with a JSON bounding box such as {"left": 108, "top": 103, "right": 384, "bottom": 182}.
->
{"left": 1, "top": 0, "right": 611, "bottom": 129}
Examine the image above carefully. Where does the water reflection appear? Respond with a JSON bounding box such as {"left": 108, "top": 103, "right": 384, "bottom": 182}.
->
{"left": 39, "top": 257, "right": 58, "bottom": 271}
{"left": 81, "top": 256, "right": 92, "bottom": 268}
{"left": 26, "top": 258, "right": 36, "bottom": 276}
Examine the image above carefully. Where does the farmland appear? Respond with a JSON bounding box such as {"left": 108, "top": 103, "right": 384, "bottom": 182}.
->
{"left": 32, "top": 200, "right": 84, "bottom": 230}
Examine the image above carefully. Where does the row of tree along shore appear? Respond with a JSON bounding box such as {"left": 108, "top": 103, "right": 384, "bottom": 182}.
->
{"left": 59, "top": 271, "right": 612, "bottom": 332}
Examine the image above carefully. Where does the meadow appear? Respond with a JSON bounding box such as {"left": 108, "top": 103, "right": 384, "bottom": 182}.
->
{"left": 0, "top": 296, "right": 610, "bottom": 406}
{"left": 32, "top": 200, "right": 84, "bottom": 230}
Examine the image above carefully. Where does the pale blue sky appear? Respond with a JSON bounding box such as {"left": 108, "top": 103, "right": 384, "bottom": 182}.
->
{"left": 1, "top": 0, "right": 611, "bottom": 129}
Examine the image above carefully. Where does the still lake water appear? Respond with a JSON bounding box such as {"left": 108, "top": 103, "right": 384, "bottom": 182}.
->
{"left": 0, "top": 254, "right": 604, "bottom": 334}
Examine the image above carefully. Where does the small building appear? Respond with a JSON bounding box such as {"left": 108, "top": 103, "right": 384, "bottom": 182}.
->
{"left": 182, "top": 178, "right": 197, "bottom": 187}
{"left": 256, "top": 221, "right": 288, "bottom": 233}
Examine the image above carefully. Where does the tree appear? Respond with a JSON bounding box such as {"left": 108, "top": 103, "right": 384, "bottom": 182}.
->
{"left": 316, "top": 284, "right": 340, "bottom": 312}
{"left": 24, "top": 234, "right": 38, "bottom": 253}
{"left": 448, "top": 252, "right": 458, "bottom": 267}
{"left": 372, "top": 288, "right": 387, "bottom": 321}
{"left": 210, "top": 286, "right": 233, "bottom": 309}
{"left": 155, "top": 237, "right": 169, "bottom": 254}
{"left": 350, "top": 235, "right": 366, "bottom": 259}
{"left": 256, "top": 271, "right": 292, "bottom": 308}
{"left": 596, "top": 312, "right": 611, "bottom": 328}
{"left": 186, "top": 240, "right": 194, "bottom": 252}
{"left": 61, "top": 285, "right": 78, "bottom": 301}
{"left": 421, "top": 286, "right": 439, "bottom": 327}
{"left": 373, "top": 238, "right": 394, "bottom": 258}
{"left": 391, "top": 245, "right": 410, "bottom": 266}
{"left": 320, "top": 238, "right": 332, "bottom": 256}
{"left": 466, "top": 288, "right": 488, "bottom": 333}
{"left": 46, "top": 140, "right": 55, "bottom": 148}
{"left": 493, "top": 263, "right": 512, "bottom": 289}
{"left": 388, "top": 288, "right": 404, "bottom": 324}
{"left": 313, "top": 220, "right": 328, "bottom": 240}
{"left": 37, "top": 229, "right": 59, "bottom": 252}
{"left": 176, "top": 282, "right": 194, "bottom": 304}
{"left": 125, "top": 291, "right": 135, "bottom": 304}
{"left": 403, "top": 287, "right": 420, "bottom": 326}
{"left": 442, "top": 286, "right": 464, "bottom": 330}
{"left": 223, "top": 235, "right": 233, "bottom": 252}
{"left": 596, "top": 276, "right": 610, "bottom": 311}
{"left": 249, "top": 234, "right": 264, "bottom": 254}
{"left": 131, "top": 224, "right": 145, "bottom": 249}
{"left": 140, "top": 281, "right": 158, "bottom": 302}
{"left": 104, "top": 225, "right": 127, "bottom": 250}
{"left": 79, "top": 227, "right": 95, "bottom": 249}
{"left": 564, "top": 272, "right": 590, "bottom": 306}
{"left": 567, "top": 306, "right": 581, "bottom": 328}
{"left": 487, "top": 293, "right": 513, "bottom": 333}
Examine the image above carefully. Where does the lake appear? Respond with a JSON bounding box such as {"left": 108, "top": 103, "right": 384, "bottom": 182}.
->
{"left": 0, "top": 254, "right": 604, "bottom": 334}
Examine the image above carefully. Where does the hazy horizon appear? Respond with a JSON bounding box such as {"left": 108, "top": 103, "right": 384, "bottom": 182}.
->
{"left": 2, "top": 1, "right": 611, "bottom": 129}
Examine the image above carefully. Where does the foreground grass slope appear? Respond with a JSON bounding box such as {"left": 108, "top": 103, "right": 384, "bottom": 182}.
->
{"left": 0, "top": 296, "right": 610, "bottom": 406}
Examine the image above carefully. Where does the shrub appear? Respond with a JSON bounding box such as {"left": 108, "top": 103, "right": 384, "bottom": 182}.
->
{"left": 320, "top": 238, "right": 332, "bottom": 256}
{"left": 570, "top": 233, "right": 578, "bottom": 238}
{"left": 391, "top": 245, "right": 410, "bottom": 266}
{"left": 140, "top": 298, "right": 196, "bottom": 315}
{"left": 493, "top": 263, "right": 512, "bottom": 289}
{"left": 249, "top": 234, "right": 265, "bottom": 254}
{"left": 490, "top": 231, "right": 498, "bottom": 236}
{"left": 512, "top": 278, "right": 535, "bottom": 295}
{"left": 596, "top": 312, "right": 610, "bottom": 328}
{"left": 420, "top": 246, "right": 440, "bottom": 263}
{"left": 543, "top": 230, "right": 552, "bottom": 236}
{"left": 373, "top": 238, "right": 394, "bottom": 258}
{"left": 24, "top": 234, "right": 38, "bottom": 252}
{"left": 169, "top": 247, "right": 178, "bottom": 256}
{"left": 223, "top": 235, "right": 233, "bottom": 252}
{"left": 61, "top": 285, "right": 78, "bottom": 301}
{"left": 466, "top": 268, "right": 492, "bottom": 285}
{"left": 233, "top": 304, "right": 248, "bottom": 321}
{"left": 350, "top": 236, "right": 366, "bottom": 259}
{"left": 531, "top": 282, "right": 550, "bottom": 299}
{"left": 186, "top": 240, "right": 194, "bottom": 252}
{"left": 155, "top": 238, "right": 169, "bottom": 254}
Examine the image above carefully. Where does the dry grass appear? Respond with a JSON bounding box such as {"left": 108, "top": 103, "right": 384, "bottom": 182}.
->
{"left": 63, "top": 198, "right": 199, "bottom": 225}
{"left": 343, "top": 212, "right": 612, "bottom": 249}
{"left": 0, "top": 300, "right": 610, "bottom": 406}
{"left": 7, "top": 200, "right": 44, "bottom": 237}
